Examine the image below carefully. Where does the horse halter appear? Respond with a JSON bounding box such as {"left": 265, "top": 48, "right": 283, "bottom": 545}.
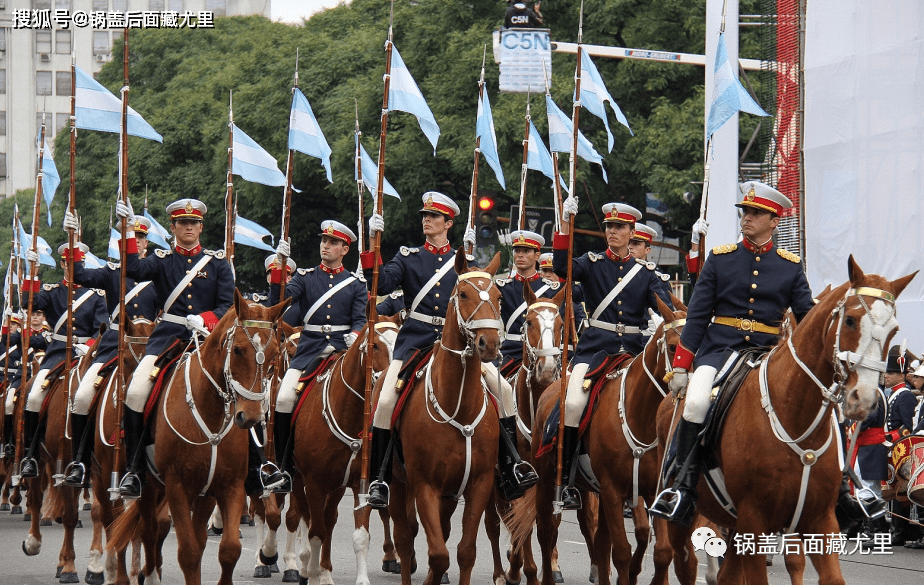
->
{"left": 520, "top": 301, "right": 562, "bottom": 375}
{"left": 216, "top": 318, "right": 276, "bottom": 403}
{"left": 645, "top": 317, "right": 686, "bottom": 394}
{"left": 445, "top": 271, "right": 503, "bottom": 357}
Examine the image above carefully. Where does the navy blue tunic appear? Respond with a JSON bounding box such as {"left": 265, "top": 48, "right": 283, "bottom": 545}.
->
{"left": 857, "top": 389, "right": 889, "bottom": 481}
{"left": 31, "top": 282, "right": 108, "bottom": 371}
{"left": 1, "top": 330, "right": 47, "bottom": 388}
{"left": 887, "top": 384, "right": 917, "bottom": 435}
{"left": 497, "top": 275, "right": 560, "bottom": 363}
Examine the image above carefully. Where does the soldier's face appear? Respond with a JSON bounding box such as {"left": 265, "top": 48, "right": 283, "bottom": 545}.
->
{"left": 513, "top": 247, "right": 540, "bottom": 273}
{"left": 739, "top": 208, "right": 779, "bottom": 241}
{"left": 628, "top": 240, "right": 651, "bottom": 260}
{"left": 605, "top": 222, "right": 633, "bottom": 251}
{"left": 320, "top": 236, "right": 349, "bottom": 265}
{"left": 539, "top": 267, "right": 555, "bottom": 280}
{"left": 136, "top": 234, "right": 148, "bottom": 258}
{"left": 912, "top": 376, "right": 924, "bottom": 391}
{"left": 31, "top": 312, "right": 44, "bottom": 329}
{"left": 171, "top": 219, "right": 203, "bottom": 248}
{"left": 421, "top": 212, "right": 451, "bottom": 238}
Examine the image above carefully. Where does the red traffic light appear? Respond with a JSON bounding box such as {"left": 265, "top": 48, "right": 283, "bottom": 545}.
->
{"left": 477, "top": 196, "right": 495, "bottom": 211}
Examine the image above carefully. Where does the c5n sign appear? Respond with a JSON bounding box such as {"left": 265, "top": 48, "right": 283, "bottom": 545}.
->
{"left": 495, "top": 28, "right": 552, "bottom": 94}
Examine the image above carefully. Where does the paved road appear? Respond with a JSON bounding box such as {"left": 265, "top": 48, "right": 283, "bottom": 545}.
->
{"left": 0, "top": 489, "right": 921, "bottom": 584}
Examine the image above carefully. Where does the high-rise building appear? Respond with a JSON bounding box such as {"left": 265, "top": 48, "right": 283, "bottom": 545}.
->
{"left": 0, "top": 0, "right": 271, "bottom": 199}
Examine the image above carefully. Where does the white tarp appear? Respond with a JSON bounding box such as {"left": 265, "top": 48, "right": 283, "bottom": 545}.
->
{"left": 804, "top": 1, "right": 924, "bottom": 352}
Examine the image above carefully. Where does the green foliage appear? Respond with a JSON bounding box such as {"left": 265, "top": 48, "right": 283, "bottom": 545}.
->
{"left": 23, "top": 0, "right": 769, "bottom": 292}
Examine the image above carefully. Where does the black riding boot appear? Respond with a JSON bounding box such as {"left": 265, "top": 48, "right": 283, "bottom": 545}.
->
{"left": 118, "top": 408, "right": 146, "bottom": 500}
{"left": 650, "top": 419, "right": 704, "bottom": 527}
{"left": 63, "top": 413, "right": 91, "bottom": 487}
{"left": 268, "top": 412, "right": 293, "bottom": 493}
{"left": 559, "top": 426, "right": 582, "bottom": 510}
{"left": 3, "top": 414, "right": 15, "bottom": 458}
{"left": 497, "top": 416, "right": 538, "bottom": 500}
{"left": 835, "top": 470, "right": 886, "bottom": 529}
{"left": 368, "top": 427, "right": 393, "bottom": 509}
{"left": 19, "top": 410, "right": 42, "bottom": 479}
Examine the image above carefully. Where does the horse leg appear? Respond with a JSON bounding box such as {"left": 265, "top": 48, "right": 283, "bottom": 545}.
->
{"left": 86, "top": 496, "right": 105, "bottom": 585}
{"left": 456, "top": 475, "right": 494, "bottom": 585}
{"left": 628, "top": 498, "right": 651, "bottom": 585}
{"left": 666, "top": 519, "right": 697, "bottom": 585}
{"left": 378, "top": 507, "right": 399, "bottom": 574}
{"left": 534, "top": 479, "right": 558, "bottom": 585}
{"left": 484, "top": 491, "right": 507, "bottom": 585}
{"left": 320, "top": 490, "right": 342, "bottom": 585}
{"left": 805, "top": 513, "right": 846, "bottom": 585}
{"left": 301, "top": 481, "right": 330, "bottom": 585}
{"left": 22, "top": 477, "right": 43, "bottom": 556}
{"left": 351, "top": 492, "right": 372, "bottom": 585}
{"left": 414, "top": 483, "right": 451, "bottom": 585}
{"left": 252, "top": 497, "right": 269, "bottom": 577}
{"left": 282, "top": 497, "right": 302, "bottom": 582}
{"left": 165, "top": 485, "right": 207, "bottom": 585}
{"left": 784, "top": 551, "right": 806, "bottom": 585}
{"left": 389, "top": 480, "right": 416, "bottom": 585}
{"left": 57, "top": 482, "right": 81, "bottom": 583}
{"left": 604, "top": 494, "right": 633, "bottom": 585}
{"left": 649, "top": 516, "right": 673, "bottom": 585}
{"left": 578, "top": 491, "right": 600, "bottom": 584}
{"left": 213, "top": 490, "right": 247, "bottom": 585}
{"left": 592, "top": 500, "right": 613, "bottom": 585}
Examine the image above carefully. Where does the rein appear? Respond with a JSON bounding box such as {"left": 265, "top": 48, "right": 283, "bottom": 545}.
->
{"left": 515, "top": 301, "right": 563, "bottom": 441}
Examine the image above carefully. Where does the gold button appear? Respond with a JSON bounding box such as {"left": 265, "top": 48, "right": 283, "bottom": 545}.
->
{"left": 435, "top": 269, "right": 440, "bottom": 273}
{"left": 187, "top": 258, "right": 192, "bottom": 263}
{"left": 619, "top": 266, "right": 624, "bottom": 271}
{"left": 618, "top": 311, "right": 623, "bottom": 315}
{"left": 186, "top": 270, "right": 190, "bottom": 274}
{"left": 330, "top": 274, "right": 334, "bottom": 279}
{"left": 326, "top": 315, "right": 330, "bottom": 320}
{"left": 745, "top": 335, "right": 751, "bottom": 341}
{"left": 751, "top": 284, "right": 757, "bottom": 289}
{"left": 618, "top": 332, "right": 623, "bottom": 337}
{"left": 325, "top": 335, "right": 330, "bottom": 339}
{"left": 434, "top": 306, "right": 439, "bottom": 310}
{"left": 617, "top": 300, "right": 622, "bottom": 305}
{"left": 753, "top": 270, "right": 758, "bottom": 276}
{"left": 438, "top": 258, "right": 443, "bottom": 262}
{"left": 187, "top": 283, "right": 192, "bottom": 288}
{"left": 435, "top": 282, "right": 441, "bottom": 287}
{"left": 435, "top": 293, "right": 440, "bottom": 298}
{"left": 618, "top": 278, "right": 623, "bottom": 282}
{"left": 748, "top": 310, "right": 754, "bottom": 315}
{"left": 755, "top": 257, "right": 761, "bottom": 262}
{"left": 187, "top": 294, "right": 192, "bottom": 299}
{"left": 133, "top": 303, "right": 138, "bottom": 308}
{"left": 749, "top": 298, "right": 754, "bottom": 303}
{"left": 328, "top": 284, "right": 333, "bottom": 288}
{"left": 187, "top": 305, "right": 193, "bottom": 309}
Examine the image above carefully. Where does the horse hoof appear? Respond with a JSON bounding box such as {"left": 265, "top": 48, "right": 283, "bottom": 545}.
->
{"left": 59, "top": 571, "right": 79, "bottom": 583}
{"left": 76, "top": 519, "right": 83, "bottom": 529}
{"left": 23, "top": 513, "right": 31, "bottom": 521}
{"left": 382, "top": 560, "right": 400, "bottom": 574}
{"left": 506, "top": 579, "right": 521, "bottom": 585}
{"left": 588, "top": 572, "right": 595, "bottom": 583}
{"left": 258, "top": 549, "right": 279, "bottom": 567}
{"left": 299, "top": 577, "right": 308, "bottom": 585}
{"left": 241, "top": 514, "right": 252, "bottom": 525}
{"left": 85, "top": 569, "right": 104, "bottom": 585}
{"left": 83, "top": 502, "right": 92, "bottom": 511}
{"left": 138, "top": 573, "right": 145, "bottom": 585}
{"left": 41, "top": 518, "right": 53, "bottom": 526}
{"left": 11, "top": 506, "right": 22, "bottom": 515}
{"left": 253, "top": 565, "right": 271, "bottom": 578}
{"left": 56, "top": 565, "right": 63, "bottom": 577}
{"left": 0, "top": 503, "right": 9, "bottom": 511}
{"left": 411, "top": 563, "right": 418, "bottom": 575}
{"left": 766, "top": 555, "right": 773, "bottom": 567}
{"left": 22, "top": 541, "right": 39, "bottom": 557}
{"left": 270, "top": 563, "right": 280, "bottom": 573}
{"left": 552, "top": 571, "right": 563, "bottom": 583}
{"left": 441, "top": 574, "right": 449, "bottom": 584}
{"left": 207, "top": 526, "right": 223, "bottom": 536}
{"left": 282, "top": 569, "right": 300, "bottom": 582}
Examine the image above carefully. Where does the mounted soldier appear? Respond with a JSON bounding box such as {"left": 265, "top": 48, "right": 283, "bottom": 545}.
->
{"left": 269, "top": 220, "right": 367, "bottom": 493}
{"left": 553, "top": 200, "right": 674, "bottom": 509}
{"left": 115, "top": 197, "right": 235, "bottom": 499}
{"left": 19, "top": 242, "right": 108, "bottom": 479}
{"left": 252, "top": 254, "right": 296, "bottom": 310}
{"left": 1, "top": 311, "right": 47, "bottom": 458}
{"left": 628, "top": 223, "right": 673, "bottom": 336}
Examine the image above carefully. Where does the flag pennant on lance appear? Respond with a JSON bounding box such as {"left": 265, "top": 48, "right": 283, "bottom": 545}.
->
{"left": 232, "top": 124, "right": 286, "bottom": 187}
{"left": 234, "top": 215, "right": 276, "bottom": 252}
{"left": 576, "top": 51, "right": 633, "bottom": 152}
{"left": 358, "top": 143, "right": 401, "bottom": 200}
{"left": 389, "top": 46, "right": 441, "bottom": 154}
{"left": 706, "top": 32, "right": 769, "bottom": 140}
{"left": 526, "top": 120, "right": 568, "bottom": 194}
{"left": 289, "top": 88, "right": 333, "bottom": 183}
{"left": 476, "top": 89, "right": 506, "bottom": 190}
{"left": 40, "top": 138, "right": 60, "bottom": 226}
{"left": 546, "top": 95, "right": 608, "bottom": 183}
{"left": 74, "top": 65, "right": 163, "bottom": 142}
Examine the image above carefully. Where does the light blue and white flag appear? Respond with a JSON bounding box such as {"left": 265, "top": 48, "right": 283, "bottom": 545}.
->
{"left": 74, "top": 65, "right": 163, "bottom": 142}
{"left": 233, "top": 215, "right": 275, "bottom": 252}
{"left": 476, "top": 89, "right": 506, "bottom": 190}
{"left": 389, "top": 45, "right": 441, "bottom": 153}
{"left": 143, "top": 209, "right": 171, "bottom": 249}
{"left": 706, "top": 32, "right": 770, "bottom": 141}
{"left": 526, "top": 120, "right": 568, "bottom": 194}
{"left": 358, "top": 143, "right": 401, "bottom": 200}
{"left": 289, "top": 89, "right": 333, "bottom": 183}
{"left": 40, "top": 139, "right": 60, "bottom": 226}
{"left": 545, "top": 95, "right": 608, "bottom": 183}
{"left": 108, "top": 228, "right": 120, "bottom": 260}
{"left": 232, "top": 124, "right": 286, "bottom": 187}
{"left": 577, "top": 50, "right": 633, "bottom": 152}
{"left": 84, "top": 250, "right": 106, "bottom": 269}
{"left": 17, "top": 225, "right": 56, "bottom": 267}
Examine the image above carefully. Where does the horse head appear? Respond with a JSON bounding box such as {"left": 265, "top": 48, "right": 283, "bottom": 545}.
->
{"left": 122, "top": 317, "right": 156, "bottom": 369}
{"left": 807, "top": 256, "right": 917, "bottom": 421}
{"left": 210, "top": 290, "right": 291, "bottom": 430}
{"left": 449, "top": 247, "right": 503, "bottom": 362}
{"left": 521, "top": 280, "right": 564, "bottom": 386}
{"left": 655, "top": 295, "right": 687, "bottom": 361}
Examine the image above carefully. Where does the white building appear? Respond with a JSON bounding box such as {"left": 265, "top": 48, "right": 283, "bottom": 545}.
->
{"left": 0, "top": 0, "right": 271, "bottom": 199}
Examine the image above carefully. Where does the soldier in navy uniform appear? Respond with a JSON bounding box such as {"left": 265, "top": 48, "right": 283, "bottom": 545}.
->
{"left": 650, "top": 182, "right": 816, "bottom": 526}
{"left": 1, "top": 312, "right": 47, "bottom": 458}
{"left": 484, "top": 230, "right": 549, "bottom": 498}
{"left": 115, "top": 197, "right": 235, "bottom": 499}
{"left": 628, "top": 223, "right": 674, "bottom": 337}
{"left": 251, "top": 254, "right": 297, "bottom": 310}
{"left": 553, "top": 200, "right": 674, "bottom": 509}
{"left": 539, "top": 252, "right": 586, "bottom": 330}
{"left": 852, "top": 387, "right": 890, "bottom": 538}
{"left": 361, "top": 191, "right": 476, "bottom": 508}
{"left": 269, "top": 220, "right": 367, "bottom": 493}
{"left": 376, "top": 291, "right": 406, "bottom": 319}
{"left": 19, "top": 242, "right": 109, "bottom": 479}
{"left": 884, "top": 350, "right": 920, "bottom": 545}
{"left": 62, "top": 214, "right": 160, "bottom": 487}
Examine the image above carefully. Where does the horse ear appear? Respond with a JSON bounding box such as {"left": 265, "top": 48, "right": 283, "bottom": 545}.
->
{"left": 454, "top": 246, "right": 468, "bottom": 275}
{"left": 890, "top": 270, "right": 918, "bottom": 299}
{"left": 669, "top": 292, "right": 687, "bottom": 312}
{"left": 484, "top": 252, "right": 501, "bottom": 277}
{"left": 234, "top": 288, "right": 244, "bottom": 317}
{"left": 847, "top": 255, "right": 865, "bottom": 285}
{"left": 523, "top": 280, "right": 538, "bottom": 307}
{"left": 656, "top": 295, "right": 674, "bottom": 322}
{"left": 550, "top": 284, "right": 567, "bottom": 308}
{"left": 269, "top": 296, "right": 292, "bottom": 324}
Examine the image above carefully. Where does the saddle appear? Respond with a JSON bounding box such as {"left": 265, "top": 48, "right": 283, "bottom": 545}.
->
{"left": 500, "top": 358, "right": 521, "bottom": 379}
{"left": 142, "top": 338, "right": 187, "bottom": 421}
{"left": 291, "top": 352, "right": 345, "bottom": 424}
{"left": 535, "top": 352, "right": 632, "bottom": 458}
{"left": 700, "top": 347, "right": 767, "bottom": 452}
{"left": 38, "top": 359, "right": 71, "bottom": 418}
{"left": 390, "top": 346, "right": 435, "bottom": 428}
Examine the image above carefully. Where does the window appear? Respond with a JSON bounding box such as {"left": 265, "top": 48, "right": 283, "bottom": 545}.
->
{"left": 92, "top": 0, "right": 107, "bottom": 12}
{"left": 150, "top": 0, "right": 164, "bottom": 9}
{"left": 55, "top": 30, "right": 70, "bottom": 54}
{"left": 36, "top": 30, "right": 52, "bottom": 54}
{"left": 92, "top": 31, "right": 109, "bottom": 54}
{"left": 0, "top": 112, "right": 6, "bottom": 136}
{"left": 0, "top": 153, "right": 6, "bottom": 179}
{"left": 36, "top": 71, "right": 53, "bottom": 95}
{"left": 55, "top": 0, "right": 71, "bottom": 11}
{"left": 56, "top": 112, "right": 69, "bottom": 134}
{"left": 56, "top": 71, "right": 70, "bottom": 96}
{"left": 0, "top": 29, "right": 5, "bottom": 52}
{"left": 169, "top": 0, "right": 182, "bottom": 12}
{"left": 206, "top": 0, "right": 225, "bottom": 17}
{"left": 34, "top": 0, "right": 52, "bottom": 9}
{"left": 0, "top": 70, "right": 5, "bottom": 94}
{"left": 112, "top": 0, "right": 126, "bottom": 11}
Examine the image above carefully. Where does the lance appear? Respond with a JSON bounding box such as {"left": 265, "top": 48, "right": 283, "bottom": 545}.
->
{"left": 555, "top": 0, "right": 585, "bottom": 513}
{"left": 224, "top": 91, "right": 236, "bottom": 267}
{"left": 1, "top": 208, "right": 19, "bottom": 454}
{"left": 541, "top": 61, "right": 565, "bottom": 233}
{"left": 361, "top": 0, "right": 396, "bottom": 504}
{"left": 466, "top": 46, "right": 488, "bottom": 256}
{"left": 354, "top": 100, "right": 365, "bottom": 273}
{"left": 518, "top": 91, "right": 531, "bottom": 231}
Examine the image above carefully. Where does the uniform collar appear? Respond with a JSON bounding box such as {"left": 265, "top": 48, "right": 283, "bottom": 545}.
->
{"left": 319, "top": 263, "right": 345, "bottom": 275}
{"left": 423, "top": 241, "right": 452, "bottom": 255}
{"left": 741, "top": 237, "right": 774, "bottom": 254}
{"left": 890, "top": 382, "right": 907, "bottom": 392}
{"left": 514, "top": 272, "right": 541, "bottom": 282}
{"left": 605, "top": 248, "right": 632, "bottom": 262}
{"left": 175, "top": 243, "right": 203, "bottom": 257}
{"left": 60, "top": 280, "right": 81, "bottom": 288}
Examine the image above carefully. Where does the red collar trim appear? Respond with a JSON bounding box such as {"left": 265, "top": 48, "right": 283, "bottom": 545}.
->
{"left": 741, "top": 238, "right": 774, "bottom": 254}
{"left": 424, "top": 241, "right": 452, "bottom": 255}
{"left": 514, "top": 272, "right": 540, "bottom": 282}
{"left": 606, "top": 249, "right": 632, "bottom": 262}
{"left": 890, "top": 382, "right": 907, "bottom": 391}
{"left": 175, "top": 244, "right": 202, "bottom": 257}
{"left": 60, "top": 280, "right": 81, "bottom": 288}
{"left": 319, "top": 263, "right": 345, "bottom": 275}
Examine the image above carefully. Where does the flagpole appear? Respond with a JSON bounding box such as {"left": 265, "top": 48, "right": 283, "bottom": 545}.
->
{"left": 556, "top": 0, "right": 584, "bottom": 513}
{"left": 542, "top": 62, "right": 564, "bottom": 233}
{"left": 225, "top": 91, "right": 236, "bottom": 267}
{"left": 354, "top": 100, "right": 365, "bottom": 271}
{"left": 518, "top": 93, "right": 531, "bottom": 231}
{"left": 361, "top": 0, "right": 395, "bottom": 503}
{"left": 466, "top": 47, "right": 487, "bottom": 256}
{"left": 1, "top": 212, "right": 17, "bottom": 456}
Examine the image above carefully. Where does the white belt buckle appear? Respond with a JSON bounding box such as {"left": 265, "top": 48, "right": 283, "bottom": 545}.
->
{"left": 615, "top": 323, "right": 626, "bottom": 334}
{"left": 321, "top": 324, "right": 332, "bottom": 333}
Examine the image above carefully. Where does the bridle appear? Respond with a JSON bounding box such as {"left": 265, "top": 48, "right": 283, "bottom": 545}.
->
{"left": 439, "top": 271, "right": 503, "bottom": 358}
{"left": 642, "top": 317, "right": 685, "bottom": 396}
{"left": 195, "top": 317, "right": 277, "bottom": 405}
{"left": 520, "top": 301, "right": 562, "bottom": 378}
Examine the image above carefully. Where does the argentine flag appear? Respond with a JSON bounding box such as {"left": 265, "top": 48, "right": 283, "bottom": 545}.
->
{"left": 108, "top": 228, "right": 120, "bottom": 259}
{"left": 577, "top": 50, "right": 633, "bottom": 153}
{"left": 289, "top": 89, "right": 333, "bottom": 183}
{"left": 476, "top": 88, "right": 506, "bottom": 190}
{"left": 234, "top": 215, "right": 275, "bottom": 252}
{"left": 358, "top": 143, "right": 400, "bottom": 200}
{"left": 232, "top": 124, "right": 286, "bottom": 187}
{"left": 74, "top": 65, "right": 162, "bottom": 142}
{"left": 526, "top": 120, "right": 568, "bottom": 194}
{"left": 17, "top": 225, "right": 56, "bottom": 267}
{"left": 143, "top": 210, "right": 171, "bottom": 249}
{"left": 546, "top": 95, "right": 608, "bottom": 183}
{"left": 388, "top": 45, "right": 441, "bottom": 153}
{"left": 84, "top": 250, "right": 106, "bottom": 269}
{"left": 707, "top": 32, "right": 769, "bottom": 140}
{"left": 40, "top": 139, "right": 60, "bottom": 226}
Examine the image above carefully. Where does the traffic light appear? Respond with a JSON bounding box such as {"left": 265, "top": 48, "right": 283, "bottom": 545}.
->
{"left": 476, "top": 195, "right": 498, "bottom": 247}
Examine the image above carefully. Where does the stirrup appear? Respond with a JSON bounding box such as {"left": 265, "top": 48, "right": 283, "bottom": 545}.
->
{"left": 650, "top": 487, "right": 682, "bottom": 519}
{"left": 855, "top": 487, "right": 887, "bottom": 520}
{"left": 2, "top": 444, "right": 14, "bottom": 458}
{"left": 512, "top": 461, "right": 539, "bottom": 488}
{"left": 118, "top": 473, "right": 142, "bottom": 500}
{"left": 62, "top": 462, "right": 86, "bottom": 487}
{"left": 271, "top": 471, "right": 293, "bottom": 494}
{"left": 19, "top": 457, "right": 39, "bottom": 479}
{"left": 560, "top": 485, "right": 582, "bottom": 511}
{"left": 259, "top": 462, "right": 286, "bottom": 491}
{"left": 368, "top": 480, "right": 390, "bottom": 509}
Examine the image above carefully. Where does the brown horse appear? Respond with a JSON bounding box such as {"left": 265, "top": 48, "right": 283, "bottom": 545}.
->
{"left": 656, "top": 256, "right": 916, "bottom": 585}
{"left": 108, "top": 290, "right": 290, "bottom": 585}
{"left": 387, "top": 249, "right": 503, "bottom": 585}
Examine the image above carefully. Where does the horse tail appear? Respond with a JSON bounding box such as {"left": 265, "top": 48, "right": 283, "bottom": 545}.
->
{"left": 41, "top": 485, "right": 64, "bottom": 520}
{"left": 502, "top": 486, "right": 537, "bottom": 554}
{"left": 106, "top": 502, "right": 140, "bottom": 552}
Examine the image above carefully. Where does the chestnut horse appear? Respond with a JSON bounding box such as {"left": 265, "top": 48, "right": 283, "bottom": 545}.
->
{"left": 387, "top": 249, "right": 503, "bottom": 585}
{"left": 108, "top": 290, "right": 290, "bottom": 584}
{"left": 656, "top": 256, "right": 916, "bottom": 585}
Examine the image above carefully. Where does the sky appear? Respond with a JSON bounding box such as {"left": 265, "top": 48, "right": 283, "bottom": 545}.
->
{"left": 272, "top": 0, "right": 348, "bottom": 24}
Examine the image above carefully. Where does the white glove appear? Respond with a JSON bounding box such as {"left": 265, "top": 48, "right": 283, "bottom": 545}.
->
{"left": 691, "top": 218, "right": 709, "bottom": 245}
{"left": 562, "top": 197, "right": 579, "bottom": 223}
{"left": 62, "top": 211, "right": 79, "bottom": 232}
{"left": 26, "top": 249, "right": 40, "bottom": 264}
{"left": 74, "top": 343, "right": 90, "bottom": 357}
{"left": 185, "top": 314, "right": 205, "bottom": 331}
{"left": 343, "top": 332, "right": 358, "bottom": 348}
{"left": 276, "top": 238, "right": 290, "bottom": 258}
{"left": 3, "top": 307, "right": 15, "bottom": 321}
{"left": 463, "top": 227, "right": 477, "bottom": 249}
{"left": 668, "top": 368, "right": 689, "bottom": 397}
{"left": 369, "top": 213, "right": 384, "bottom": 234}
{"left": 115, "top": 198, "right": 134, "bottom": 220}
